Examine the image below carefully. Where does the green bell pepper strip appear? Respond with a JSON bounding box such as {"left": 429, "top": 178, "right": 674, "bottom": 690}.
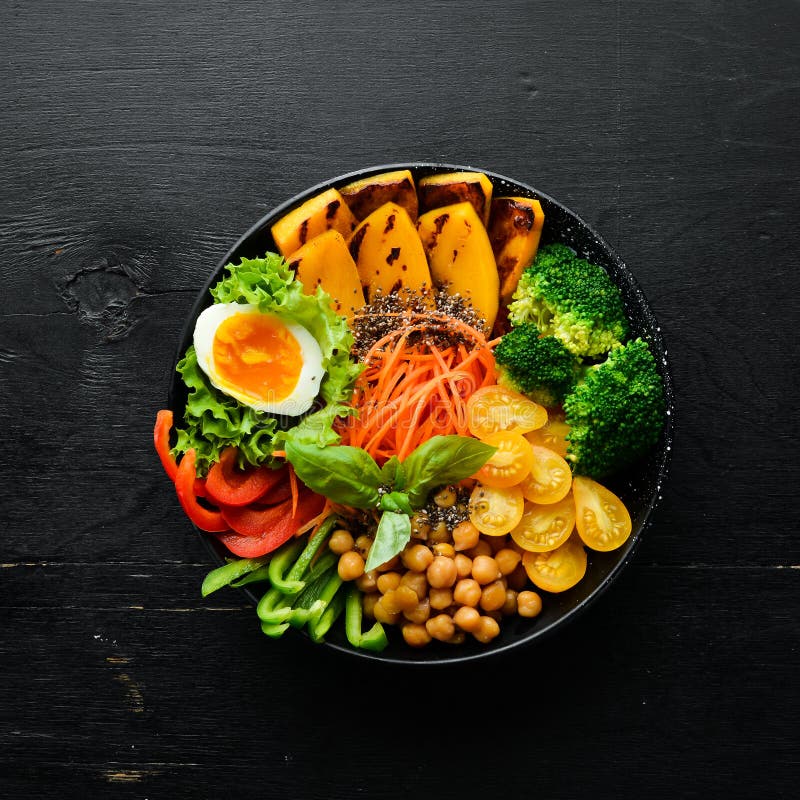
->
{"left": 201, "top": 556, "right": 270, "bottom": 597}
{"left": 267, "top": 538, "right": 305, "bottom": 591}
{"left": 345, "top": 585, "right": 389, "bottom": 652}
{"left": 257, "top": 585, "right": 293, "bottom": 624}
{"left": 306, "top": 571, "right": 344, "bottom": 629}
{"left": 260, "top": 620, "right": 290, "bottom": 638}
{"left": 229, "top": 563, "right": 272, "bottom": 588}
{"left": 258, "top": 554, "right": 339, "bottom": 626}
{"left": 308, "top": 587, "right": 346, "bottom": 643}
{"left": 274, "top": 515, "right": 339, "bottom": 596}
{"left": 285, "top": 566, "right": 337, "bottom": 628}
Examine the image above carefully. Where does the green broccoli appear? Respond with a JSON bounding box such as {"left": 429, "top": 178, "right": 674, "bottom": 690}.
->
{"left": 508, "top": 243, "right": 629, "bottom": 357}
{"left": 494, "top": 323, "right": 578, "bottom": 407}
{"left": 563, "top": 338, "right": 665, "bottom": 479}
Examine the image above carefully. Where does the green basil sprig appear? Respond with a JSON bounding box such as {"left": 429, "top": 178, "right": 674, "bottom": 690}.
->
{"left": 285, "top": 435, "right": 495, "bottom": 572}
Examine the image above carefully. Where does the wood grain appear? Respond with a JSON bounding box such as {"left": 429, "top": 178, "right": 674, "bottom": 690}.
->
{"left": 1, "top": 0, "right": 798, "bottom": 797}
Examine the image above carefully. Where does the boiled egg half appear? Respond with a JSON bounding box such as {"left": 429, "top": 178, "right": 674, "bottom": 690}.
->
{"left": 193, "top": 303, "right": 324, "bottom": 416}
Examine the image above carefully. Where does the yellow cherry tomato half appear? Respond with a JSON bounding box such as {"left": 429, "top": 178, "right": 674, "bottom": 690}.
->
{"left": 572, "top": 476, "right": 632, "bottom": 552}
{"left": 469, "top": 483, "right": 525, "bottom": 536}
{"left": 467, "top": 385, "right": 548, "bottom": 439}
{"left": 519, "top": 445, "right": 573, "bottom": 504}
{"left": 473, "top": 431, "right": 534, "bottom": 488}
{"left": 510, "top": 494, "right": 576, "bottom": 553}
{"left": 525, "top": 418, "right": 571, "bottom": 459}
{"left": 522, "top": 535, "right": 587, "bottom": 593}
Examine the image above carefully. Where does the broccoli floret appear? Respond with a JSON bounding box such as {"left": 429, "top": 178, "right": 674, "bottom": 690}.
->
{"left": 508, "top": 243, "right": 630, "bottom": 357}
{"left": 494, "top": 323, "right": 578, "bottom": 407}
{"left": 563, "top": 338, "right": 665, "bottom": 479}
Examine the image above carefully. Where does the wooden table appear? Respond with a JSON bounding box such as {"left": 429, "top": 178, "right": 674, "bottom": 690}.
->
{"left": 2, "top": 1, "right": 797, "bottom": 797}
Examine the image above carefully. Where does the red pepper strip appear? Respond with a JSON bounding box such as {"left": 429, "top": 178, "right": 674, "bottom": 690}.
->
{"left": 204, "top": 447, "right": 289, "bottom": 507}
{"left": 216, "top": 489, "right": 326, "bottom": 557}
{"left": 174, "top": 449, "right": 229, "bottom": 532}
{"left": 154, "top": 410, "right": 179, "bottom": 481}
{"left": 256, "top": 480, "right": 292, "bottom": 506}
{"left": 153, "top": 410, "right": 207, "bottom": 496}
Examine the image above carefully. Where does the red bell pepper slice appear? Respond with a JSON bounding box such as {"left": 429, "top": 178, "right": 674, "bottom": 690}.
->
{"left": 153, "top": 410, "right": 207, "bottom": 497}
{"left": 174, "top": 449, "right": 228, "bottom": 532}
{"left": 204, "top": 448, "right": 289, "bottom": 507}
{"left": 216, "top": 489, "right": 326, "bottom": 557}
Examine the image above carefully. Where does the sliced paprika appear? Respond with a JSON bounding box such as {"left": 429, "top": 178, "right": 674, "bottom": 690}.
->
{"left": 205, "top": 447, "right": 289, "bottom": 507}
{"left": 154, "top": 410, "right": 206, "bottom": 496}
{"left": 174, "top": 448, "right": 228, "bottom": 533}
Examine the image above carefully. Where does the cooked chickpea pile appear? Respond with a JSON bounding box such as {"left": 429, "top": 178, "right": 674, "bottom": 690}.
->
{"left": 329, "top": 485, "right": 543, "bottom": 648}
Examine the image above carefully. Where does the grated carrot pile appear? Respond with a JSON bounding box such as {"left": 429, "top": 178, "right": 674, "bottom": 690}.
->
{"left": 340, "top": 312, "right": 498, "bottom": 464}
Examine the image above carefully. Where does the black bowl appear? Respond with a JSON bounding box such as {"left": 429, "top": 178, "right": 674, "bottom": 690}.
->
{"left": 168, "top": 162, "right": 674, "bottom": 665}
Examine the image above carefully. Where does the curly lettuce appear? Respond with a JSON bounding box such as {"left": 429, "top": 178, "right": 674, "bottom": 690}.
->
{"left": 173, "top": 253, "right": 361, "bottom": 474}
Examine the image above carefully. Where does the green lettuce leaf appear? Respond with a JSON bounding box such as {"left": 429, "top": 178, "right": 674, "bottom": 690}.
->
{"left": 173, "top": 254, "right": 361, "bottom": 474}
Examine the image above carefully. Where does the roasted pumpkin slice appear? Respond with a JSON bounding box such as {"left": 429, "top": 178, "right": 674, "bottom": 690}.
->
{"left": 339, "top": 169, "right": 418, "bottom": 222}
{"left": 271, "top": 188, "right": 358, "bottom": 258}
{"left": 287, "top": 230, "right": 366, "bottom": 320}
{"left": 488, "top": 197, "right": 545, "bottom": 304}
{"left": 417, "top": 201, "right": 499, "bottom": 331}
{"left": 418, "top": 171, "right": 494, "bottom": 227}
{"left": 348, "top": 202, "right": 433, "bottom": 301}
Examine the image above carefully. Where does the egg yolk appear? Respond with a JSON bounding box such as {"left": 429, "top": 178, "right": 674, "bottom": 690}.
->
{"left": 212, "top": 313, "right": 302, "bottom": 403}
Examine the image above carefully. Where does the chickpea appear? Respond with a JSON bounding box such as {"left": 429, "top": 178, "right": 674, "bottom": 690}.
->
{"left": 429, "top": 587, "right": 454, "bottom": 611}
{"left": 400, "top": 571, "right": 428, "bottom": 601}
{"left": 480, "top": 580, "right": 507, "bottom": 612}
{"left": 410, "top": 511, "right": 431, "bottom": 540}
{"left": 376, "top": 554, "right": 400, "bottom": 572}
{"left": 433, "top": 485, "right": 458, "bottom": 508}
{"left": 472, "top": 555, "right": 501, "bottom": 585}
{"left": 427, "top": 556, "right": 458, "bottom": 589}
{"left": 402, "top": 622, "right": 432, "bottom": 648}
{"left": 428, "top": 521, "right": 451, "bottom": 545}
{"left": 453, "top": 578, "right": 482, "bottom": 607}
{"left": 485, "top": 609, "right": 504, "bottom": 623}
{"left": 517, "top": 591, "right": 543, "bottom": 618}
{"left": 356, "top": 570, "right": 378, "bottom": 593}
{"left": 467, "top": 540, "right": 493, "bottom": 558}
{"left": 506, "top": 563, "right": 529, "bottom": 591}
{"left": 433, "top": 542, "right": 456, "bottom": 558}
{"left": 376, "top": 571, "right": 402, "bottom": 594}
{"left": 495, "top": 548, "right": 522, "bottom": 576}
{"left": 488, "top": 534, "right": 509, "bottom": 553}
{"left": 394, "top": 585, "right": 420, "bottom": 612}
{"left": 338, "top": 551, "right": 365, "bottom": 581}
{"left": 425, "top": 613, "right": 455, "bottom": 642}
{"left": 403, "top": 597, "right": 431, "bottom": 624}
{"left": 328, "top": 529, "right": 354, "bottom": 555}
{"left": 354, "top": 535, "right": 373, "bottom": 558}
{"left": 501, "top": 589, "right": 518, "bottom": 616}
{"left": 454, "top": 553, "right": 473, "bottom": 578}
{"left": 362, "top": 592, "right": 380, "bottom": 619}
{"left": 373, "top": 598, "right": 401, "bottom": 625}
{"left": 473, "top": 615, "right": 501, "bottom": 643}
{"left": 452, "top": 520, "right": 480, "bottom": 552}
{"left": 453, "top": 605, "right": 481, "bottom": 632}
{"left": 402, "top": 543, "right": 434, "bottom": 573}
{"left": 446, "top": 631, "right": 466, "bottom": 645}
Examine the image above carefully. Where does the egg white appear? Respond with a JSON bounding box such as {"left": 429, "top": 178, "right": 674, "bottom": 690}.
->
{"left": 193, "top": 302, "right": 325, "bottom": 416}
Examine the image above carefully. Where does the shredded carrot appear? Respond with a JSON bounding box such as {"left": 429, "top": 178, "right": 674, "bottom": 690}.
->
{"left": 294, "top": 497, "right": 333, "bottom": 537}
{"left": 340, "top": 312, "right": 497, "bottom": 463}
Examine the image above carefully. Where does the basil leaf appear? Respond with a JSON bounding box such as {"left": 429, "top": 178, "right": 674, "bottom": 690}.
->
{"left": 403, "top": 435, "right": 497, "bottom": 507}
{"left": 379, "top": 455, "right": 406, "bottom": 491}
{"left": 365, "top": 512, "right": 412, "bottom": 572}
{"left": 285, "top": 441, "right": 382, "bottom": 509}
{"left": 379, "top": 491, "right": 413, "bottom": 515}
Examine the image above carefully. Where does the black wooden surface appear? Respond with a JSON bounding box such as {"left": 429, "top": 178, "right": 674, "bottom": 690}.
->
{"left": 2, "top": 1, "right": 798, "bottom": 797}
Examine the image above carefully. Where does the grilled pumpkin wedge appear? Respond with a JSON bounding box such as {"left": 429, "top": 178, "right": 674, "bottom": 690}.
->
{"left": 339, "top": 169, "right": 418, "bottom": 222}
{"left": 418, "top": 171, "right": 494, "bottom": 227}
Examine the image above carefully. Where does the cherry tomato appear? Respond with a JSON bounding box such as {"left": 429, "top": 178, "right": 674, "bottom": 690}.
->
{"left": 522, "top": 535, "right": 587, "bottom": 593}
{"left": 572, "top": 476, "right": 632, "bottom": 552}
{"left": 469, "top": 483, "right": 525, "bottom": 536}
{"left": 473, "top": 431, "right": 534, "bottom": 488}
{"left": 467, "top": 385, "right": 548, "bottom": 439}
{"left": 525, "top": 418, "right": 571, "bottom": 459}
{"left": 510, "top": 494, "right": 575, "bottom": 552}
{"left": 519, "top": 445, "right": 572, "bottom": 504}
